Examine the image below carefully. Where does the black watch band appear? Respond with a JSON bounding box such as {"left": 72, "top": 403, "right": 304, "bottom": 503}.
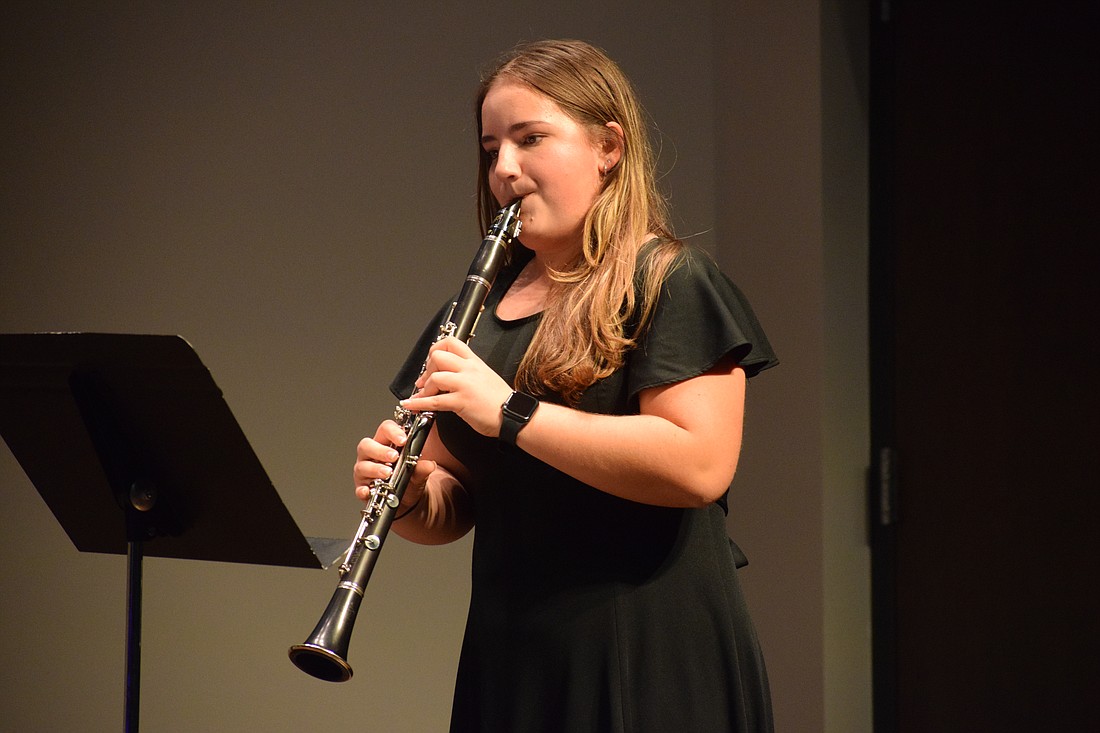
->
{"left": 500, "top": 391, "right": 539, "bottom": 447}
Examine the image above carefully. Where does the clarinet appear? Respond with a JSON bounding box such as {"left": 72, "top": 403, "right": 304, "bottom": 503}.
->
{"left": 288, "top": 199, "right": 522, "bottom": 683}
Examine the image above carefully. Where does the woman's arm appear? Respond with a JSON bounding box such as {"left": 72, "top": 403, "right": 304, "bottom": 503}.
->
{"left": 354, "top": 421, "right": 475, "bottom": 545}
{"left": 400, "top": 337, "right": 747, "bottom": 508}
{"left": 518, "top": 356, "right": 746, "bottom": 507}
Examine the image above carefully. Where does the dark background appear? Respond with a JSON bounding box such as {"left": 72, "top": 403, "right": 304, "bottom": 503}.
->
{"left": 870, "top": 2, "right": 1099, "bottom": 731}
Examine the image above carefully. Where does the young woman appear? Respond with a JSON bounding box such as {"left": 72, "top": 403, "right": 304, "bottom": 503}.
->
{"left": 355, "top": 39, "right": 777, "bottom": 733}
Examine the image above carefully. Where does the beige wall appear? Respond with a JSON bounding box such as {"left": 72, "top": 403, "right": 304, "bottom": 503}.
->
{"left": 0, "top": 2, "right": 868, "bottom": 730}
{"left": 716, "top": 1, "right": 826, "bottom": 729}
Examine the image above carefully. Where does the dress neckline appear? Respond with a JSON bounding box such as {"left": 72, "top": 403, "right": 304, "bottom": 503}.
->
{"left": 492, "top": 246, "right": 544, "bottom": 325}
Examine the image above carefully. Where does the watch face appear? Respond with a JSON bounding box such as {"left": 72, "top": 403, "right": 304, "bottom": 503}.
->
{"left": 504, "top": 391, "right": 539, "bottom": 420}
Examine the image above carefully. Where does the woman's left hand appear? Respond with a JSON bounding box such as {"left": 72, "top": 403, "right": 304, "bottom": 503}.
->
{"left": 400, "top": 336, "right": 513, "bottom": 438}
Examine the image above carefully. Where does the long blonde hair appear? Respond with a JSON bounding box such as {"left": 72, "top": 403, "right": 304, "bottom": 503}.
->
{"left": 476, "top": 39, "right": 682, "bottom": 405}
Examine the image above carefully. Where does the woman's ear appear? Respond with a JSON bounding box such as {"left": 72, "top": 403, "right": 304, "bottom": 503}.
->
{"left": 602, "top": 121, "right": 625, "bottom": 170}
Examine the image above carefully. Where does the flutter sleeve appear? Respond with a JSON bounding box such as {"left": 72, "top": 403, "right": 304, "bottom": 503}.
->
{"left": 387, "top": 298, "right": 453, "bottom": 401}
{"left": 626, "top": 247, "right": 778, "bottom": 400}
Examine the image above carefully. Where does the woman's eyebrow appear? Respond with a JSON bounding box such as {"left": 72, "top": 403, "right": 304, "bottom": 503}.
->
{"left": 480, "top": 120, "right": 547, "bottom": 145}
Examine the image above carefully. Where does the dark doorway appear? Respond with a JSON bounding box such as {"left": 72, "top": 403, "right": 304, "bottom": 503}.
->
{"left": 869, "top": 3, "right": 1099, "bottom": 731}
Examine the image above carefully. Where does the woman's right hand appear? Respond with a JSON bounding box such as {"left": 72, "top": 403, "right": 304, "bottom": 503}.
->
{"left": 354, "top": 419, "right": 436, "bottom": 511}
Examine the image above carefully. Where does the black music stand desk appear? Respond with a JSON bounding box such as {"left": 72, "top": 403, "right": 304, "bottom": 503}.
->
{"left": 0, "top": 332, "right": 324, "bottom": 732}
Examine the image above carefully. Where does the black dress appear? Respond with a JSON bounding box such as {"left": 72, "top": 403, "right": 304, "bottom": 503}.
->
{"left": 391, "top": 243, "right": 778, "bottom": 733}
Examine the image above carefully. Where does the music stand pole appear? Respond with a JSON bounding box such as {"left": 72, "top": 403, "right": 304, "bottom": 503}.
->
{"left": 125, "top": 536, "right": 143, "bottom": 733}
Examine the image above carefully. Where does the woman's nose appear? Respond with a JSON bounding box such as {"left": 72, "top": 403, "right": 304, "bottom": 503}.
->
{"left": 493, "top": 144, "right": 520, "bottom": 179}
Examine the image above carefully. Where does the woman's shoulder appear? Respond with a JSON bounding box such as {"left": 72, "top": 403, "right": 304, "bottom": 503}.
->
{"left": 633, "top": 238, "right": 778, "bottom": 380}
{"left": 635, "top": 237, "right": 728, "bottom": 291}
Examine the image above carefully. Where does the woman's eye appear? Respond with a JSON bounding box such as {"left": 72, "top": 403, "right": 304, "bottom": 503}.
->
{"left": 522, "top": 134, "right": 543, "bottom": 146}
{"left": 484, "top": 148, "right": 499, "bottom": 161}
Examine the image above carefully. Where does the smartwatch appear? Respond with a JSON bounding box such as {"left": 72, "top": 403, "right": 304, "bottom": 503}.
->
{"left": 500, "top": 391, "right": 540, "bottom": 447}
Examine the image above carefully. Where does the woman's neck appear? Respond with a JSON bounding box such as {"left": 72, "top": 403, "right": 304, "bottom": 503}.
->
{"left": 496, "top": 256, "right": 555, "bottom": 321}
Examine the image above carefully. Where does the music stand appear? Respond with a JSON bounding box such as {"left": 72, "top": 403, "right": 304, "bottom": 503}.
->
{"left": 0, "top": 333, "right": 323, "bottom": 732}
